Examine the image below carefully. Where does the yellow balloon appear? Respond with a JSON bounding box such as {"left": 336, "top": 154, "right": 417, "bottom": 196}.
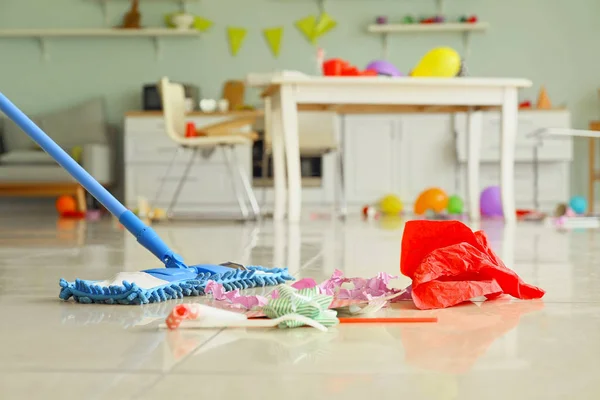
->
{"left": 412, "top": 47, "right": 461, "bottom": 77}
{"left": 380, "top": 194, "right": 403, "bottom": 215}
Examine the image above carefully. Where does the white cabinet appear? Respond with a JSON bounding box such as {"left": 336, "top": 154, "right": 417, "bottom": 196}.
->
{"left": 343, "top": 115, "right": 401, "bottom": 204}
{"left": 124, "top": 114, "right": 252, "bottom": 212}
{"left": 341, "top": 110, "right": 573, "bottom": 212}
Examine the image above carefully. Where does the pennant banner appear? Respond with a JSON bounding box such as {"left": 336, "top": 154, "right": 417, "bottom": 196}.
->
{"left": 295, "top": 13, "right": 337, "bottom": 45}
{"left": 193, "top": 16, "right": 213, "bottom": 32}
{"left": 227, "top": 27, "right": 247, "bottom": 56}
{"left": 263, "top": 26, "right": 283, "bottom": 58}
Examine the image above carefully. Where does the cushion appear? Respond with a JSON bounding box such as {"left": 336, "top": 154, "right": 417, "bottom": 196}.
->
{"left": 40, "top": 98, "right": 108, "bottom": 150}
{"left": 1, "top": 98, "right": 107, "bottom": 152}
{"left": 0, "top": 150, "right": 55, "bottom": 165}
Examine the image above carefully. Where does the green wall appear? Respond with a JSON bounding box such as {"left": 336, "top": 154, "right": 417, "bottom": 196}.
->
{"left": 0, "top": 0, "right": 598, "bottom": 197}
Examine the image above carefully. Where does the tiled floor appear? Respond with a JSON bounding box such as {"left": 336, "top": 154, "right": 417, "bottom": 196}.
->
{"left": 1, "top": 214, "right": 599, "bottom": 399}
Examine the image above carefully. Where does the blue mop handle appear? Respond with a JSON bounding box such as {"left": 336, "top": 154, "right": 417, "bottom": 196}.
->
{"left": 0, "top": 93, "right": 186, "bottom": 269}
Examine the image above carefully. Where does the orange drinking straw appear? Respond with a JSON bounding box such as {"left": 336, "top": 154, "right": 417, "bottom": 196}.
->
{"left": 338, "top": 317, "right": 438, "bottom": 324}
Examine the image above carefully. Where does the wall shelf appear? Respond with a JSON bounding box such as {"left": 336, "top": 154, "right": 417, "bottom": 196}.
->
{"left": 367, "top": 22, "right": 489, "bottom": 60}
{"left": 0, "top": 28, "right": 201, "bottom": 61}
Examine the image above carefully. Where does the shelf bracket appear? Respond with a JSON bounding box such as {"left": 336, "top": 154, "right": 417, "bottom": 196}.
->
{"left": 462, "top": 32, "right": 471, "bottom": 61}
{"left": 178, "top": 0, "right": 187, "bottom": 13}
{"left": 99, "top": 0, "right": 110, "bottom": 26}
{"left": 381, "top": 33, "right": 389, "bottom": 60}
{"left": 435, "top": 0, "right": 444, "bottom": 15}
{"left": 38, "top": 37, "right": 49, "bottom": 62}
{"left": 153, "top": 37, "right": 161, "bottom": 60}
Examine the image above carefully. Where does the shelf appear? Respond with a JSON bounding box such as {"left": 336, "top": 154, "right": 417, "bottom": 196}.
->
{"left": 367, "top": 22, "right": 489, "bottom": 34}
{"left": 0, "top": 28, "right": 200, "bottom": 61}
{"left": 367, "top": 22, "right": 489, "bottom": 60}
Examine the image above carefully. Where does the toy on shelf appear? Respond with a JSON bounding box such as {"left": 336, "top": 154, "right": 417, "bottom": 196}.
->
{"left": 459, "top": 15, "right": 478, "bottom": 23}
{"left": 375, "top": 16, "right": 388, "bottom": 24}
{"left": 536, "top": 86, "right": 552, "bottom": 109}
{"left": 420, "top": 15, "right": 445, "bottom": 24}
{"left": 120, "top": 0, "right": 141, "bottom": 29}
{"left": 380, "top": 194, "right": 403, "bottom": 215}
{"left": 365, "top": 60, "right": 403, "bottom": 76}
{"left": 402, "top": 15, "right": 416, "bottom": 24}
{"left": 446, "top": 195, "right": 464, "bottom": 215}
{"left": 569, "top": 196, "right": 587, "bottom": 215}
{"left": 414, "top": 187, "right": 449, "bottom": 215}
{"left": 322, "top": 58, "right": 377, "bottom": 76}
{"left": 480, "top": 186, "right": 503, "bottom": 217}
{"left": 519, "top": 100, "right": 532, "bottom": 109}
{"left": 411, "top": 47, "right": 461, "bottom": 77}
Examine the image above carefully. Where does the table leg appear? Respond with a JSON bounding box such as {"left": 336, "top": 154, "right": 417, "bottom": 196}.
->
{"left": 280, "top": 86, "right": 302, "bottom": 222}
{"left": 268, "top": 95, "right": 287, "bottom": 221}
{"left": 467, "top": 109, "right": 482, "bottom": 220}
{"left": 500, "top": 88, "right": 518, "bottom": 223}
{"left": 588, "top": 137, "right": 595, "bottom": 214}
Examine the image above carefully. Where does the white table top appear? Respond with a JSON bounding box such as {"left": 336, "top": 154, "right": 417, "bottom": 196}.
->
{"left": 247, "top": 71, "right": 532, "bottom": 88}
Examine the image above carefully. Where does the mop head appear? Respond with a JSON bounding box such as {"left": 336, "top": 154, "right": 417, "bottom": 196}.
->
{"left": 59, "top": 263, "right": 294, "bottom": 305}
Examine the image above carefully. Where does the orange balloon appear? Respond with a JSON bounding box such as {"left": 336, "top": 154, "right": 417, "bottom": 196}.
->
{"left": 414, "top": 188, "right": 449, "bottom": 215}
{"left": 55, "top": 195, "right": 77, "bottom": 214}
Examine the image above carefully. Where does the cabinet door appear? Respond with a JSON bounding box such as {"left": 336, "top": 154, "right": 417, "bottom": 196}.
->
{"left": 343, "top": 115, "right": 398, "bottom": 204}
{"left": 399, "top": 114, "right": 457, "bottom": 202}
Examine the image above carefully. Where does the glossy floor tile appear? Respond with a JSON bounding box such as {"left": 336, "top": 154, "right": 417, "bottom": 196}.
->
{"left": 0, "top": 213, "right": 599, "bottom": 400}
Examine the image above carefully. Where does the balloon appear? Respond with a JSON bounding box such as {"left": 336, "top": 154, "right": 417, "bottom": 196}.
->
{"left": 411, "top": 47, "right": 461, "bottom": 77}
{"left": 447, "top": 195, "right": 464, "bottom": 214}
{"left": 380, "top": 194, "right": 403, "bottom": 215}
{"left": 56, "top": 195, "right": 77, "bottom": 214}
{"left": 569, "top": 196, "right": 587, "bottom": 215}
{"left": 480, "top": 186, "right": 503, "bottom": 217}
{"left": 414, "top": 188, "right": 449, "bottom": 215}
{"left": 365, "top": 60, "right": 403, "bottom": 77}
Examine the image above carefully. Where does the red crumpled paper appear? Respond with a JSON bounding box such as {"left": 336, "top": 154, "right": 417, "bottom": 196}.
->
{"left": 400, "top": 220, "right": 545, "bottom": 310}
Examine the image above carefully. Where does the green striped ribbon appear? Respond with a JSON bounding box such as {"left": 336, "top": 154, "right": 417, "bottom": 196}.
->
{"left": 263, "top": 285, "right": 339, "bottom": 329}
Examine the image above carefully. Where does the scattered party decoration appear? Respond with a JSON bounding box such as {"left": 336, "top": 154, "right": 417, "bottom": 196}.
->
{"left": 480, "top": 185, "right": 503, "bottom": 217}
{"left": 414, "top": 187, "right": 449, "bottom": 215}
{"left": 569, "top": 195, "right": 587, "bottom": 215}
{"left": 379, "top": 194, "right": 403, "bottom": 215}
{"left": 263, "top": 26, "right": 283, "bottom": 58}
{"left": 411, "top": 47, "right": 461, "bottom": 77}
{"left": 400, "top": 220, "right": 545, "bottom": 309}
{"left": 227, "top": 27, "right": 247, "bottom": 56}
{"left": 322, "top": 58, "right": 377, "bottom": 76}
{"left": 365, "top": 60, "right": 402, "bottom": 76}
{"left": 447, "top": 195, "right": 464, "bottom": 215}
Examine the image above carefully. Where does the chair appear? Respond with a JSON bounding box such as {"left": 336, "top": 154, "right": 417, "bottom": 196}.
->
{"left": 260, "top": 100, "right": 346, "bottom": 216}
{"left": 153, "top": 77, "right": 260, "bottom": 220}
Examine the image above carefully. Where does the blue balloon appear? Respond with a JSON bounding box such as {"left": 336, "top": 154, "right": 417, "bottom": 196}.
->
{"left": 569, "top": 196, "right": 587, "bottom": 215}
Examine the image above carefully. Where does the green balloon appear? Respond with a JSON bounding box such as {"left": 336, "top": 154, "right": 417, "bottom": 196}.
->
{"left": 447, "top": 195, "right": 464, "bottom": 214}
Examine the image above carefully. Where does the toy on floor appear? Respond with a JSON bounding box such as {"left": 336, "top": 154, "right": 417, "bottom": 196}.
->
{"left": 362, "top": 205, "right": 380, "bottom": 219}
{"left": 480, "top": 185, "right": 503, "bottom": 217}
{"left": 569, "top": 195, "right": 587, "bottom": 215}
{"left": 365, "top": 60, "right": 403, "bottom": 76}
{"left": 414, "top": 187, "right": 449, "bottom": 215}
{"left": 0, "top": 92, "right": 293, "bottom": 305}
{"left": 411, "top": 47, "right": 461, "bottom": 77}
{"left": 446, "top": 195, "right": 464, "bottom": 215}
{"left": 56, "top": 195, "right": 76, "bottom": 214}
{"left": 379, "top": 194, "right": 403, "bottom": 215}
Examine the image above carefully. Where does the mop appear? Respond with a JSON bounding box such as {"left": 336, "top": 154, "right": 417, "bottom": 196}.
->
{"left": 0, "top": 93, "right": 293, "bottom": 305}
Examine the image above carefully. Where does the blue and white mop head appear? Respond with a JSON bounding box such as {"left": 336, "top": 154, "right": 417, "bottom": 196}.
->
{"left": 59, "top": 263, "right": 294, "bottom": 305}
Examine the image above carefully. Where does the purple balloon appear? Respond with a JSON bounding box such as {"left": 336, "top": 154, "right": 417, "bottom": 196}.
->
{"left": 480, "top": 186, "right": 503, "bottom": 217}
{"left": 365, "top": 60, "right": 402, "bottom": 77}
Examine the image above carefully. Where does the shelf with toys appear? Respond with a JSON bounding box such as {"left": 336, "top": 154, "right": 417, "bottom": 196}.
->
{"left": 368, "top": 0, "right": 488, "bottom": 60}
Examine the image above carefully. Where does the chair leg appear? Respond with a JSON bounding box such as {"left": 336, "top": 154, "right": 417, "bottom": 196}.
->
{"left": 231, "top": 145, "right": 261, "bottom": 219}
{"left": 167, "top": 147, "right": 198, "bottom": 217}
{"left": 335, "top": 148, "right": 347, "bottom": 219}
{"left": 222, "top": 145, "right": 249, "bottom": 219}
{"left": 152, "top": 146, "right": 182, "bottom": 211}
{"left": 75, "top": 185, "right": 87, "bottom": 213}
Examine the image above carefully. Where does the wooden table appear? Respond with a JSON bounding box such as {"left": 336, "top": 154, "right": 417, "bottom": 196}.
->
{"left": 251, "top": 72, "right": 532, "bottom": 222}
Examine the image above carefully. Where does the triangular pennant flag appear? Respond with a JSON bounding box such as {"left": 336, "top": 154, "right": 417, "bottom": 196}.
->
{"left": 227, "top": 27, "right": 247, "bottom": 56}
{"left": 263, "top": 26, "right": 283, "bottom": 58}
{"left": 193, "top": 16, "right": 213, "bottom": 32}
{"left": 295, "top": 15, "right": 317, "bottom": 44}
{"left": 314, "top": 12, "right": 337, "bottom": 38}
